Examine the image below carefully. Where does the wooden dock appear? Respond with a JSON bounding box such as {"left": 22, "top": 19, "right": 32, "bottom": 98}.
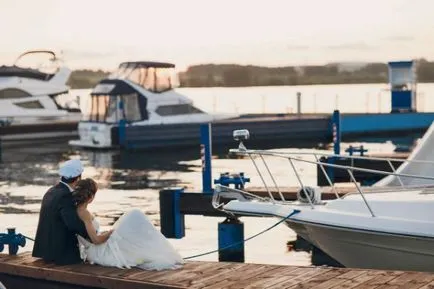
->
{"left": 1, "top": 253, "right": 434, "bottom": 289}
{"left": 245, "top": 186, "right": 356, "bottom": 200}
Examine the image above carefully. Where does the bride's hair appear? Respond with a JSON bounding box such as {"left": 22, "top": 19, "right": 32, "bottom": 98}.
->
{"left": 72, "top": 178, "right": 98, "bottom": 206}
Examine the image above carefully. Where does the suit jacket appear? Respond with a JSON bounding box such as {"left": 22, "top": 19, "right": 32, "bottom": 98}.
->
{"left": 32, "top": 182, "right": 90, "bottom": 265}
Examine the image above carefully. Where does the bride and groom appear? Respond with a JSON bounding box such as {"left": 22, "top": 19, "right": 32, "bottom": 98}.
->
{"left": 32, "top": 159, "right": 184, "bottom": 270}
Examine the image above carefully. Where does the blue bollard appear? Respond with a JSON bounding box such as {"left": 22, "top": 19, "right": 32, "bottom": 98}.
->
{"left": 214, "top": 172, "right": 250, "bottom": 190}
{"left": 8, "top": 228, "right": 19, "bottom": 255}
{"left": 159, "top": 188, "right": 185, "bottom": 239}
{"left": 0, "top": 228, "right": 26, "bottom": 255}
{"left": 218, "top": 217, "right": 245, "bottom": 262}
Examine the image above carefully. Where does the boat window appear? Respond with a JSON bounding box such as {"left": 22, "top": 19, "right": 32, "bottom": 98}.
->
{"left": 155, "top": 104, "right": 203, "bottom": 116}
{"left": 14, "top": 100, "right": 43, "bottom": 109}
{"left": 97, "top": 95, "right": 109, "bottom": 122}
{"left": 85, "top": 95, "right": 108, "bottom": 122}
{"left": 122, "top": 93, "right": 142, "bottom": 121}
{"left": 90, "top": 95, "right": 98, "bottom": 121}
{"left": 105, "top": 96, "right": 120, "bottom": 123}
{"left": 83, "top": 94, "right": 142, "bottom": 123}
{"left": 0, "top": 88, "right": 31, "bottom": 99}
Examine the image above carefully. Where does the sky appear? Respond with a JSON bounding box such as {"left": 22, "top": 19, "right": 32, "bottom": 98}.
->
{"left": 1, "top": 0, "right": 434, "bottom": 71}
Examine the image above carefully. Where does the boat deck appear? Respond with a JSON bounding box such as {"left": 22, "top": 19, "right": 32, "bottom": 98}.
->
{"left": 1, "top": 253, "right": 434, "bottom": 289}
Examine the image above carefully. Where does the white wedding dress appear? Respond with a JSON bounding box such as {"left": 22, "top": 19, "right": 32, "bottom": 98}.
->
{"left": 77, "top": 208, "right": 184, "bottom": 270}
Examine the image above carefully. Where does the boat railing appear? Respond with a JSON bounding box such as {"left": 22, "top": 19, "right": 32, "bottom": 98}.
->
{"left": 213, "top": 129, "right": 434, "bottom": 218}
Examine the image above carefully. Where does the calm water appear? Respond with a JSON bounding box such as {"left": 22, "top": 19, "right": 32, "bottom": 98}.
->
{"left": 0, "top": 83, "right": 431, "bottom": 266}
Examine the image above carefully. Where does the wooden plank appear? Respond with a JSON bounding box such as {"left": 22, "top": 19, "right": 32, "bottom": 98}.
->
{"left": 61, "top": 264, "right": 121, "bottom": 276}
{"left": 245, "top": 186, "right": 350, "bottom": 200}
{"left": 265, "top": 267, "right": 329, "bottom": 289}
{"left": 213, "top": 264, "right": 287, "bottom": 289}
{"left": 242, "top": 266, "right": 308, "bottom": 289}
{"left": 177, "top": 262, "right": 239, "bottom": 288}
{"left": 103, "top": 267, "right": 143, "bottom": 279}
{"left": 285, "top": 268, "right": 353, "bottom": 289}
{"left": 190, "top": 263, "right": 250, "bottom": 288}
{"left": 418, "top": 280, "right": 434, "bottom": 289}
{"left": 148, "top": 262, "right": 218, "bottom": 285}
{"left": 385, "top": 272, "right": 434, "bottom": 289}
{"left": 346, "top": 271, "right": 404, "bottom": 289}
{"left": 0, "top": 255, "right": 184, "bottom": 289}
{"left": 155, "top": 262, "right": 238, "bottom": 288}
{"left": 334, "top": 269, "right": 368, "bottom": 280}
{"left": 331, "top": 270, "right": 392, "bottom": 289}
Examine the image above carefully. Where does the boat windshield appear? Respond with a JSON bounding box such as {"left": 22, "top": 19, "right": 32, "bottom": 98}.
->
{"left": 82, "top": 93, "right": 144, "bottom": 123}
{"left": 109, "top": 62, "right": 179, "bottom": 93}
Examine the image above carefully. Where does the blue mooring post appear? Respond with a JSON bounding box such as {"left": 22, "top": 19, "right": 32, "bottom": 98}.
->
{"left": 213, "top": 173, "right": 249, "bottom": 262}
{"left": 218, "top": 217, "right": 245, "bottom": 262}
{"left": 159, "top": 187, "right": 185, "bottom": 239}
{"left": 0, "top": 228, "right": 26, "bottom": 255}
{"left": 327, "top": 110, "right": 341, "bottom": 183}
{"left": 200, "top": 123, "right": 213, "bottom": 194}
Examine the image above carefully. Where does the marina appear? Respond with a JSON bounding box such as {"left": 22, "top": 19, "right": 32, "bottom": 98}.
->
{"left": 2, "top": 3, "right": 434, "bottom": 286}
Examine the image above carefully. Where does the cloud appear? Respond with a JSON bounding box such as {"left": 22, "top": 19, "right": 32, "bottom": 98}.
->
{"left": 383, "top": 35, "right": 415, "bottom": 42}
{"left": 324, "top": 42, "right": 376, "bottom": 50}
{"left": 62, "top": 49, "right": 115, "bottom": 61}
{"left": 286, "top": 44, "right": 310, "bottom": 51}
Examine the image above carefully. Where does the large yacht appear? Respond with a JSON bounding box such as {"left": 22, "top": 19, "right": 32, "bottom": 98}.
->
{"left": 0, "top": 50, "right": 80, "bottom": 144}
{"left": 69, "top": 61, "right": 240, "bottom": 148}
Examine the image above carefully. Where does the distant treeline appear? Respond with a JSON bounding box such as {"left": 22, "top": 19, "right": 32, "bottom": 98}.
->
{"left": 67, "top": 69, "right": 110, "bottom": 89}
{"left": 67, "top": 59, "right": 434, "bottom": 89}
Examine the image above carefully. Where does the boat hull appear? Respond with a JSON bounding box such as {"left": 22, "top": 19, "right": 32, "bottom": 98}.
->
{"left": 0, "top": 122, "right": 78, "bottom": 147}
{"left": 286, "top": 220, "right": 434, "bottom": 272}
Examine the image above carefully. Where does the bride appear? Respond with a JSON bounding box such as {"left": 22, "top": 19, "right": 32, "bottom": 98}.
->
{"left": 73, "top": 178, "right": 184, "bottom": 270}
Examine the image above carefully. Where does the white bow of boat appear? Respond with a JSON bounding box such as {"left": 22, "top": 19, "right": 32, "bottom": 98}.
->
{"left": 212, "top": 123, "right": 434, "bottom": 272}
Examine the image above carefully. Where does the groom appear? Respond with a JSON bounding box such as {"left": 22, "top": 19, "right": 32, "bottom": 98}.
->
{"left": 32, "top": 159, "right": 90, "bottom": 265}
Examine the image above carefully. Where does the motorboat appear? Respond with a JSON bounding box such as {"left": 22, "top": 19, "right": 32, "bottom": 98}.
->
{"left": 69, "top": 61, "right": 242, "bottom": 148}
{"left": 69, "top": 61, "right": 331, "bottom": 149}
{"left": 212, "top": 123, "right": 434, "bottom": 272}
{"left": 0, "top": 50, "right": 80, "bottom": 124}
{"left": 0, "top": 50, "right": 80, "bottom": 143}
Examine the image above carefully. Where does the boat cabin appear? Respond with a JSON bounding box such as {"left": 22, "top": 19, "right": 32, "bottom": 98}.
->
{"left": 82, "top": 62, "right": 203, "bottom": 124}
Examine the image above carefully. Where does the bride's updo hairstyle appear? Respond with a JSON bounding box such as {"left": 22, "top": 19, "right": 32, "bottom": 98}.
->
{"left": 72, "top": 178, "right": 98, "bottom": 206}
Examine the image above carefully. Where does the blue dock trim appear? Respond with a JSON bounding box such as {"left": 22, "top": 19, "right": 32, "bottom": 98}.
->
{"left": 341, "top": 112, "right": 434, "bottom": 134}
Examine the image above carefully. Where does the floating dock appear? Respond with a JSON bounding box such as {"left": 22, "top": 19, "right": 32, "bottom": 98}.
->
{"left": 1, "top": 253, "right": 434, "bottom": 289}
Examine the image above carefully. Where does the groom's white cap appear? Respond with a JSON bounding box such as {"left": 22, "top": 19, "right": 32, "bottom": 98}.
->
{"left": 59, "top": 159, "right": 84, "bottom": 179}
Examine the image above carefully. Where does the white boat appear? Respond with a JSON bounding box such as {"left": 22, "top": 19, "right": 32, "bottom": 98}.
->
{"left": 213, "top": 124, "right": 434, "bottom": 272}
{"left": 0, "top": 50, "right": 80, "bottom": 124}
{"left": 0, "top": 50, "right": 80, "bottom": 143}
{"left": 69, "top": 61, "right": 239, "bottom": 148}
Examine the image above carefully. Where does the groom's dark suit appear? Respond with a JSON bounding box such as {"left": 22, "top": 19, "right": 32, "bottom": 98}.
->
{"left": 32, "top": 182, "right": 90, "bottom": 265}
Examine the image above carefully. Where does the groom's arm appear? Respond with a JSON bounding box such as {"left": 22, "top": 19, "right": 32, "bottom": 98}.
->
{"left": 59, "top": 195, "right": 91, "bottom": 241}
